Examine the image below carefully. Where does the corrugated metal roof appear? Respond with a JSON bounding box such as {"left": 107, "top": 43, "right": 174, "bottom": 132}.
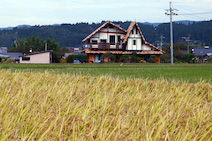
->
{"left": 193, "top": 48, "right": 212, "bottom": 56}
{"left": 0, "top": 52, "right": 23, "bottom": 60}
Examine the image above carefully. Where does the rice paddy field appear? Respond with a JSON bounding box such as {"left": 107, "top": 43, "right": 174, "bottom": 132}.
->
{"left": 0, "top": 63, "right": 212, "bottom": 140}
{"left": 1, "top": 63, "right": 212, "bottom": 83}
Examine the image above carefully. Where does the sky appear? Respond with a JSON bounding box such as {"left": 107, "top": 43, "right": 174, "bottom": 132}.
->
{"left": 0, "top": 0, "right": 212, "bottom": 28}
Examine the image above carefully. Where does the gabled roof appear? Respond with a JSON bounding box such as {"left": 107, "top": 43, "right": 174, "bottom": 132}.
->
{"left": 122, "top": 22, "right": 145, "bottom": 44}
{"left": 123, "top": 22, "right": 163, "bottom": 52}
{"left": 82, "top": 21, "right": 127, "bottom": 42}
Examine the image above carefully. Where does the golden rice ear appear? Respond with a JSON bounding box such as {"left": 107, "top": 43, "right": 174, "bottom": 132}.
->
{"left": 0, "top": 70, "right": 211, "bottom": 140}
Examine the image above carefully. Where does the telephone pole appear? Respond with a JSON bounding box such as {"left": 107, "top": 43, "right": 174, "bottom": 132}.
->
{"left": 14, "top": 32, "right": 18, "bottom": 48}
{"left": 182, "top": 35, "right": 191, "bottom": 54}
{"left": 160, "top": 35, "right": 165, "bottom": 49}
{"left": 165, "top": 2, "right": 178, "bottom": 66}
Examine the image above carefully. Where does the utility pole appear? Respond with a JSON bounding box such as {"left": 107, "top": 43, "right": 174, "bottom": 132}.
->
{"left": 165, "top": 2, "right": 178, "bottom": 66}
{"left": 160, "top": 35, "right": 165, "bottom": 49}
{"left": 45, "top": 43, "right": 48, "bottom": 51}
{"left": 182, "top": 35, "right": 191, "bottom": 54}
{"left": 14, "top": 32, "right": 18, "bottom": 48}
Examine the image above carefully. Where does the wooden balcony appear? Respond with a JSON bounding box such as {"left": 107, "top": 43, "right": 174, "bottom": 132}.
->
{"left": 90, "top": 43, "right": 120, "bottom": 50}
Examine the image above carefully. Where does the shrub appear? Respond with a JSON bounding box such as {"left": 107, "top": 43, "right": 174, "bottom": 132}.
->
{"left": 74, "top": 54, "right": 87, "bottom": 63}
{"left": 1, "top": 58, "right": 5, "bottom": 63}
{"left": 183, "top": 54, "right": 195, "bottom": 63}
{"left": 67, "top": 55, "right": 74, "bottom": 63}
{"left": 121, "top": 52, "right": 140, "bottom": 63}
{"left": 60, "top": 58, "right": 67, "bottom": 63}
{"left": 147, "top": 55, "right": 158, "bottom": 63}
{"left": 101, "top": 53, "right": 116, "bottom": 63}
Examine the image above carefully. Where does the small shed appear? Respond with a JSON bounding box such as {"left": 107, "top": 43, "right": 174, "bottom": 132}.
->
{"left": 19, "top": 51, "right": 52, "bottom": 64}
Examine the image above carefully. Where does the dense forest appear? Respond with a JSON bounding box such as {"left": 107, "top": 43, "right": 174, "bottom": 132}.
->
{"left": 0, "top": 20, "right": 212, "bottom": 48}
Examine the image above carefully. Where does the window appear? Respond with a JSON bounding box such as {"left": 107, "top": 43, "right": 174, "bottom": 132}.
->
{"left": 110, "top": 35, "right": 115, "bottom": 44}
{"left": 117, "top": 36, "right": 121, "bottom": 44}
{"left": 100, "top": 39, "right": 106, "bottom": 43}
{"left": 22, "top": 57, "right": 30, "bottom": 61}
{"left": 74, "top": 48, "right": 79, "bottom": 53}
{"left": 132, "top": 29, "right": 134, "bottom": 34}
{"left": 92, "top": 40, "right": 98, "bottom": 44}
{"left": 136, "top": 28, "right": 138, "bottom": 34}
{"left": 133, "top": 40, "right": 136, "bottom": 45}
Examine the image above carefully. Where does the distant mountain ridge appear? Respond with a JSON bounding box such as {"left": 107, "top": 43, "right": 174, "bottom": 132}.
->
{"left": 0, "top": 20, "right": 199, "bottom": 30}
{"left": 0, "top": 25, "right": 31, "bottom": 30}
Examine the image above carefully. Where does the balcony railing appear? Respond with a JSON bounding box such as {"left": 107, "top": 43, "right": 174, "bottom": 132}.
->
{"left": 90, "top": 43, "right": 120, "bottom": 50}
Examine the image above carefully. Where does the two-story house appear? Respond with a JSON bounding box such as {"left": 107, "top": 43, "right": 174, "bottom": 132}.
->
{"left": 82, "top": 21, "right": 164, "bottom": 63}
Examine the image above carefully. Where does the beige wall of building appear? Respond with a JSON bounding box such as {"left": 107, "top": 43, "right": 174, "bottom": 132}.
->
{"left": 20, "top": 52, "right": 51, "bottom": 64}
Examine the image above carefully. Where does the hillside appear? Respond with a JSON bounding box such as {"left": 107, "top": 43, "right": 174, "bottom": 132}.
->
{"left": 0, "top": 20, "right": 212, "bottom": 48}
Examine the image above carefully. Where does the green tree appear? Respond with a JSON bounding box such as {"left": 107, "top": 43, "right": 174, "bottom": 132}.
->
{"left": 161, "top": 43, "right": 185, "bottom": 63}
{"left": 67, "top": 55, "right": 74, "bottom": 63}
{"left": 74, "top": 54, "right": 87, "bottom": 63}
{"left": 182, "top": 54, "right": 195, "bottom": 63}
{"left": 57, "top": 47, "right": 70, "bottom": 58}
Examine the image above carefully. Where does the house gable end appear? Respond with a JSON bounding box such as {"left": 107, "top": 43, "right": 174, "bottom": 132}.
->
{"left": 123, "top": 22, "right": 163, "bottom": 52}
{"left": 82, "top": 21, "right": 127, "bottom": 42}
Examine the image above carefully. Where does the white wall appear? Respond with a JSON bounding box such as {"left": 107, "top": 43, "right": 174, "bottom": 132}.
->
{"left": 20, "top": 52, "right": 51, "bottom": 64}
{"left": 126, "top": 27, "right": 143, "bottom": 51}
{"left": 89, "top": 26, "right": 125, "bottom": 49}
{"left": 142, "top": 44, "right": 151, "bottom": 50}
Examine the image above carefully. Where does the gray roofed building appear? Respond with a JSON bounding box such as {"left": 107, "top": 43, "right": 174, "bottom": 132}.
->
{"left": 192, "top": 47, "right": 212, "bottom": 63}
{"left": 192, "top": 47, "right": 212, "bottom": 56}
{"left": 0, "top": 52, "right": 23, "bottom": 61}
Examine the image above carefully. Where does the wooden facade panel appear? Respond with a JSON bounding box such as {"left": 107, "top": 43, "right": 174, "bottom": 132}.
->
{"left": 156, "top": 55, "right": 160, "bottom": 63}
{"left": 104, "top": 57, "right": 110, "bottom": 62}
{"left": 87, "top": 54, "right": 95, "bottom": 63}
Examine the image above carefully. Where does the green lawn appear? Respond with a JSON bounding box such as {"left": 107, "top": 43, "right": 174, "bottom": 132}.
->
{"left": 0, "top": 63, "right": 212, "bottom": 83}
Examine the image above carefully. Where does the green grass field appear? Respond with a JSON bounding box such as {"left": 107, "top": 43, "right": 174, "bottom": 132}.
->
{"left": 0, "top": 63, "right": 212, "bottom": 83}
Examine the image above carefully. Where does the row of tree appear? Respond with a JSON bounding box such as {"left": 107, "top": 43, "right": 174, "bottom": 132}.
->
{"left": 161, "top": 42, "right": 199, "bottom": 63}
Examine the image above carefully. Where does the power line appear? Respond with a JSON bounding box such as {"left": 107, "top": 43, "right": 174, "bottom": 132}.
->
{"left": 176, "top": 7, "right": 212, "bottom": 21}
{"left": 179, "top": 12, "right": 212, "bottom": 15}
